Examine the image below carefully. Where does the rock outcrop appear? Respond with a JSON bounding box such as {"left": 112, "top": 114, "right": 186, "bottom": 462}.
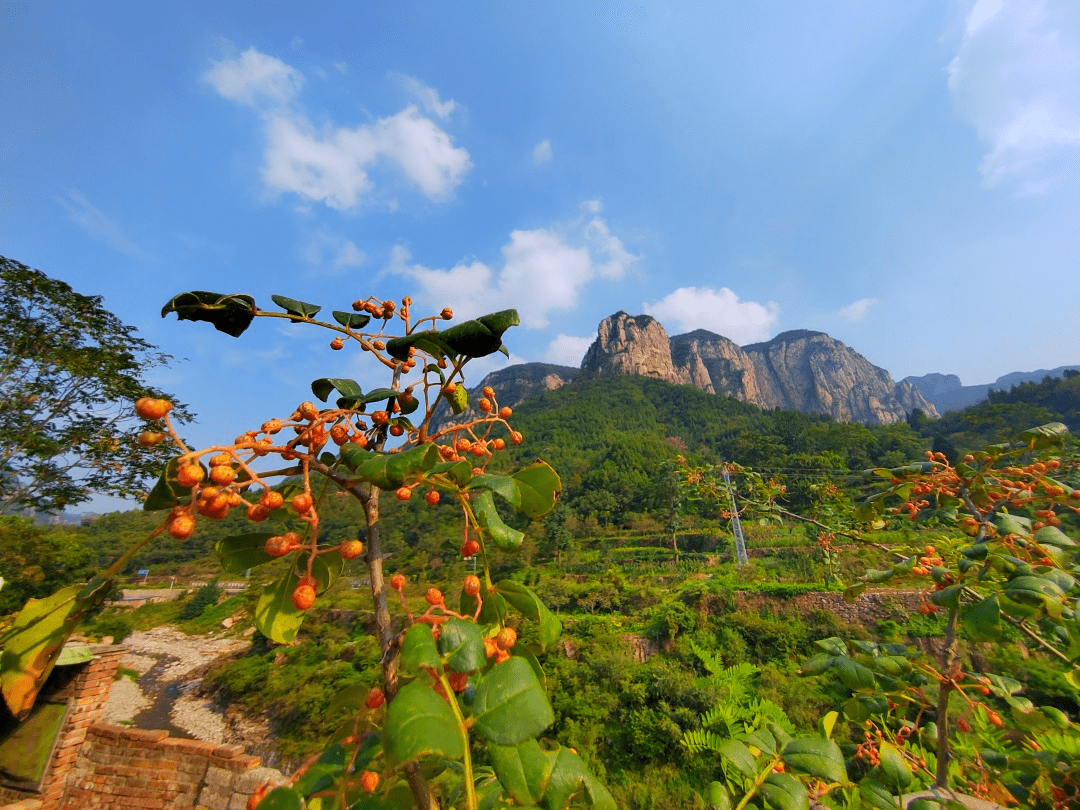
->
{"left": 579, "top": 313, "right": 938, "bottom": 425}
{"left": 903, "top": 366, "right": 1080, "bottom": 414}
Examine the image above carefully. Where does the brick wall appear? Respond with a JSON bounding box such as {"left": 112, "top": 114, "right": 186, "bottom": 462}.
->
{"left": 61, "top": 724, "right": 284, "bottom": 810}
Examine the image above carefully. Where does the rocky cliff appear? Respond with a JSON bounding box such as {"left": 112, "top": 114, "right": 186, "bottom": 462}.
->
{"left": 580, "top": 313, "right": 938, "bottom": 425}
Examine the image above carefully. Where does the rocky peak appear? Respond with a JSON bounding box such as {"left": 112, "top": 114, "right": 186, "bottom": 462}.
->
{"left": 581, "top": 312, "right": 688, "bottom": 383}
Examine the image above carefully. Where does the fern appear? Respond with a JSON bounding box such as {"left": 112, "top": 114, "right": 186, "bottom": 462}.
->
{"left": 681, "top": 729, "right": 726, "bottom": 755}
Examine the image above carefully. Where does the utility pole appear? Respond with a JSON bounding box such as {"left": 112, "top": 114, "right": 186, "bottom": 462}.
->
{"left": 722, "top": 466, "right": 749, "bottom": 565}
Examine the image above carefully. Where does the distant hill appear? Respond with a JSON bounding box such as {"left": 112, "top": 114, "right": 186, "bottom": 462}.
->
{"left": 902, "top": 366, "right": 1080, "bottom": 413}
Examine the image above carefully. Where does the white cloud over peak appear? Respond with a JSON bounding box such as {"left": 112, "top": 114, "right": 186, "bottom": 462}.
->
{"left": 643, "top": 287, "right": 778, "bottom": 345}
{"left": 544, "top": 334, "right": 593, "bottom": 366}
{"left": 390, "top": 203, "right": 636, "bottom": 329}
{"left": 532, "top": 139, "right": 553, "bottom": 164}
{"left": 839, "top": 297, "right": 878, "bottom": 322}
{"left": 205, "top": 46, "right": 470, "bottom": 209}
{"left": 205, "top": 48, "right": 303, "bottom": 107}
{"left": 948, "top": 0, "right": 1080, "bottom": 192}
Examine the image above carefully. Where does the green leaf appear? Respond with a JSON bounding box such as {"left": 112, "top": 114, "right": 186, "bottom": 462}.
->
{"left": 818, "top": 710, "right": 839, "bottom": 740}
{"left": 1034, "top": 524, "right": 1076, "bottom": 548}
{"left": 489, "top": 739, "right": 551, "bottom": 806}
{"left": 311, "top": 378, "right": 362, "bottom": 403}
{"left": 400, "top": 623, "right": 441, "bottom": 674}
{"left": 300, "top": 550, "right": 344, "bottom": 594}
{"left": 877, "top": 742, "right": 913, "bottom": 790}
{"left": 1004, "top": 574, "right": 1065, "bottom": 614}
{"left": 743, "top": 727, "right": 777, "bottom": 756}
{"left": 438, "top": 618, "right": 486, "bottom": 673}
{"left": 857, "top": 777, "right": 896, "bottom": 810}
{"left": 781, "top": 738, "right": 846, "bottom": 783}
{"left": 161, "top": 290, "right": 257, "bottom": 337}
{"left": 144, "top": 456, "right": 199, "bottom": 511}
{"left": 962, "top": 595, "right": 1001, "bottom": 642}
{"left": 760, "top": 772, "right": 809, "bottom": 810}
{"left": 834, "top": 658, "right": 876, "bottom": 693}
{"left": 1021, "top": 422, "right": 1070, "bottom": 446}
{"left": 0, "top": 578, "right": 112, "bottom": 719}
{"left": 799, "top": 653, "right": 834, "bottom": 676}
{"left": 473, "top": 490, "right": 525, "bottom": 552}
{"left": 430, "top": 460, "right": 474, "bottom": 486}
{"left": 541, "top": 746, "right": 616, "bottom": 810}
{"left": 384, "top": 681, "right": 463, "bottom": 764}
{"left": 332, "top": 311, "right": 370, "bottom": 329}
{"left": 438, "top": 310, "right": 521, "bottom": 359}
{"left": 814, "top": 637, "right": 848, "bottom": 656}
{"left": 715, "top": 739, "right": 757, "bottom": 777}
{"left": 511, "top": 461, "right": 562, "bottom": 518}
{"left": 271, "top": 294, "right": 321, "bottom": 319}
{"left": 256, "top": 787, "right": 303, "bottom": 809}
{"left": 385, "top": 331, "right": 454, "bottom": 362}
{"left": 471, "top": 657, "right": 554, "bottom": 746}
{"left": 341, "top": 443, "right": 440, "bottom": 489}
{"left": 255, "top": 569, "right": 304, "bottom": 644}
{"left": 292, "top": 742, "right": 347, "bottom": 797}
{"left": 494, "top": 580, "right": 562, "bottom": 649}
{"left": 928, "top": 584, "right": 964, "bottom": 610}
{"left": 707, "top": 781, "right": 733, "bottom": 810}
{"left": 215, "top": 533, "right": 275, "bottom": 573}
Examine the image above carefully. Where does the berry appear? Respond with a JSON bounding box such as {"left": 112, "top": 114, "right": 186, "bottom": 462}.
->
{"left": 298, "top": 574, "right": 318, "bottom": 590}
{"left": 246, "top": 504, "right": 270, "bottom": 523}
{"left": 463, "top": 575, "right": 481, "bottom": 596}
{"left": 210, "top": 465, "right": 237, "bottom": 485}
{"left": 176, "top": 463, "right": 205, "bottom": 488}
{"left": 372, "top": 411, "right": 389, "bottom": 426}
{"left": 395, "top": 487, "right": 412, "bottom": 501}
{"left": 461, "top": 540, "right": 480, "bottom": 557}
{"left": 135, "top": 397, "right": 172, "bottom": 420}
{"left": 478, "top": 398, "right": 492, "bottom": 412}
{"left": 482, "top": 386, "right": 495, "bottom": 398}
{"left": 496, "top": 627, "right": 517, "bottom": 650}
{"left": 365, "top": 687, "right": 385, "bottom": 709}
{"left": 987, "top": 710, "right": 1003, "bottom": 728}
{"left": 292, "top": 584, "right": 316, "bottom": 611}
{"left": 360, "top": 771, "right": 379, "bottom": 793}
{"left": 492, "top": 438, "right": 505, "bottom": 451}
{"left": 390, "top": 573, "right": 406, "bottom": 591}
{"left": 339, "top": 539, "right": 364, "bottom": 560}
{"left": 499, "top": 406, "right": 512, "bottom": 419}
{"left": 440, "top": 307, "right": 453, "bottom": 320}
{"left": 291, "top": 493, "right": 314, "bottom": 514}
{"left": 425, "top": 490, "right": 440, "bottom": 506}
{"left": 260, "top": 491, "right": 284, "bottom": 510}
{"left": 137, "top": 431, "right": 166, "bottom": 447}
{"left": 509, "top": 431, "right": 523, "bottom": 445}
{"left": 330, "top": 337, "right": 344, "bottom": 350}
{"left": 168, "top": 514, "right": 195, "bottom": 539}
{"left": 265, "top": 535, "right": 292, "bottom": 557}
{"left": 389, "top": 424, "right": 404, "bottom": 437}
{"left": 298, "top": 401, "right": 319, "bottom": 420}
{"left": 209, "top": 452, "right": 233, "bottom": 467}
{"left": 425, "top": 588, "right": 444, "bottom": 606}
{"left": 448, "top": 671, "right": 468, "bottom": 692}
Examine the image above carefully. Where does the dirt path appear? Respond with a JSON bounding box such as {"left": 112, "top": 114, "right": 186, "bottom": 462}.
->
{"left": 102, "top": 626, "right": 272, "bottom": 753}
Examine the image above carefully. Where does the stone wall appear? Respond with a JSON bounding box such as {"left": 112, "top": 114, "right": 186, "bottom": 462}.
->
{"left": 61, "top": 724, "right": 283, "bottom": 810}
{"left": 733, "top": 589, "right": 924, "bottom": 627}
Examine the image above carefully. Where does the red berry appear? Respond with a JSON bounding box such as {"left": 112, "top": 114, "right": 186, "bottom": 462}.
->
{"left": 137, "top": 430, "right": 166, "bottom": 447}
{"left": 265, "top": 535, "right": 292, "bottom": 557}
{"left": 339, "top": 539, "right": 364, "bottom": 560}
{"left": 292, "top": 584, "right": 316, "bottom": 610}
{"left": 360, "top": 771, "right": 379, "bottom": 793}
{"left": 496, "top": 627, "right": 517, "bottom": 650}
{"left": 463, "top": 575, "right": 481, "bottom": 596}
{"left": 390, "top": 573, "right": 406, "bottom": 591}
{"left": 168, "top": 514, "right": 195, "bottom": 540}
{"left": 425, "top": 588, "right": 444, "bottom": 606}
{"left": 135, "top": 397, "right": 172, "bottom": 420}
{"left": 499, "top": 407, "right": 512, "bottom": 419}
{"left": 291, "top": 493, "right": 314, "bottom": 514}
{"left": 425, "top": 490, "right": 440, "bottom": 506}
{"left": 395, "top": 487, "right": 412, "bottom": 501}
{"left": 364, "top": 687, "right": 385, "bottom": 709}
{"left": 176, "top": 463, "right": 205, "bottom": 488}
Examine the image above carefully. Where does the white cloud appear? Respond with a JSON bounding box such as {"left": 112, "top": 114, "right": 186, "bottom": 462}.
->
{"left": 302, "top": 232, "right": 367, "bottom": 273}
{"left": 206, "top": 46, "right": 471, "bottom": 209}
{"left": 532, "top": 139, "right": 553, "bottom": 164}
{"left": 643, "top": 287, "right": 778, "bottom": 345}
{"left": 838, "top": 297, "right": 878, "bottom": 322}
{"left": 57, "top": 189, "right": 150, "bottom": 259}
{"left": 205, "top": 47, "right": 303, "bottom": 107}
{"left": 390, "top": 203, "right": 636, "bottom": 329}
{"left": 948, "top": 0, "right": 1080, "bottom": 191}
{"left": 397, "top": 75, "right": 458, "bottom": 120}
{"left": 544, "top": 334, "right": 593, "bottom": 366}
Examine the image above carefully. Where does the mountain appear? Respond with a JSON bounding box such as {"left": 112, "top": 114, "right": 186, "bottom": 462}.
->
{"left": 449, "top": 313, "right": 934, "bottom": 427}
{"left": 902, "top": 365, "right": 1080, "bottom": 413}
{"left": 578, "top": 313, "right": 936, "bottom": 425}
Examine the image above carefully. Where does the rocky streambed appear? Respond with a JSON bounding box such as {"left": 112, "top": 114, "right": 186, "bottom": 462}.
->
{"left": 102, "top": 626, "right": 277, "bottom": 760}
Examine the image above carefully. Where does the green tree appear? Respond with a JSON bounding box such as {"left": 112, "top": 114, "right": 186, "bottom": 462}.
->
{"left": 0, "top": 256, "right": 189, "bottom": 513}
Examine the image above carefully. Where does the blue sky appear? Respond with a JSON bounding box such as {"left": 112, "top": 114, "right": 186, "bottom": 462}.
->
{"left": 2, "top": 1, "right": 1079, "bottom": 510}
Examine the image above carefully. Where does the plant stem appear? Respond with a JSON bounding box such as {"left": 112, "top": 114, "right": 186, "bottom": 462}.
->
{"left": 935, "top": 606, "right": 958, "bottom": 788}
{"left": 732, "top": 755, "right": 782, "bottom": 810}
{"left": 441, "top": 672, "right": 478, "bottom": 810}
